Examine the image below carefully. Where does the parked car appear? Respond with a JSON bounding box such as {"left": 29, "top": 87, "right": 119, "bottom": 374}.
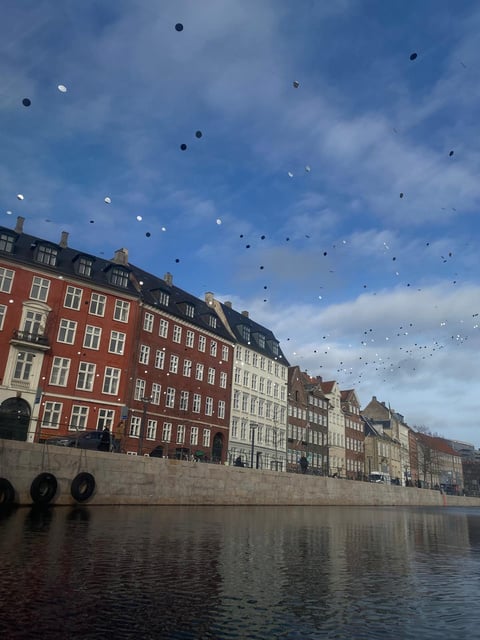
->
{"left": 48, "top": 430, "right": 119, "bottom": 452}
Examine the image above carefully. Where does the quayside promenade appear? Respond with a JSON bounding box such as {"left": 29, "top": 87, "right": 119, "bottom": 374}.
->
{"left": 2, "top": 439, "right": 480, "bottom": 507}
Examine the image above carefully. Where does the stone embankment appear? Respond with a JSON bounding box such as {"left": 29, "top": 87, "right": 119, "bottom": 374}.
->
{"left": 1, "top": 439, "right": 479, "bottom": 507}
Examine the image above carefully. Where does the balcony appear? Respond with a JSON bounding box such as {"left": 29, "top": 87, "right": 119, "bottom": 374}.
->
{"left": 11, "top": 330, "right": 50, "bottom": 351}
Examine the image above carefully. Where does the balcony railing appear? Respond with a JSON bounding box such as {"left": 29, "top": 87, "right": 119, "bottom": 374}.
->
{"left": 11, "top": 330, "right": 50, "bottom": 348}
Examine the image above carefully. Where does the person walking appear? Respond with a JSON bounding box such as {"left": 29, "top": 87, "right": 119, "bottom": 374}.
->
{"left": 299, "top": 455, "right": 309, "bottom": 474}
{"left": 98, "top": 426, "right": 111, "bottom": 452}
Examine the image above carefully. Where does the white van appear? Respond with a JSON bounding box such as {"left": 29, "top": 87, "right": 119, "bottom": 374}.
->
{"left": 369, "top": 471, "right": 391, "bottom": 484}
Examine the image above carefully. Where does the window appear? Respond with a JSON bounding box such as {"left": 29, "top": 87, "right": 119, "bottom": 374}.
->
{"left": 110, "top": 266, "right": 129, "bottom": 287}
{"left": 139, "top": 344, "right": 150, "bottom": 364}
{"left": 97, "top": 409, "right": 115, "bottom": 430}
{"left": 231, "top": 418, "right": 238, "bottom": 438}
{"left": 233, "top": 390, "right": 240, "bottom": 409}
{"left": 155, "top": 349, "right": 165, "bottom": 369}
{"left": 165, "top": 387, "right": 175, "bottom": 408}
{"left": 102, "top": 367, "right": 121, "bottom": 395}
{"left": 186, "top": 330, "right": 194, "bottom": 347}
{"left": 0, "top": 304, "right": 6, "bottom": 330}
{"left": 159, "top": 319, "right": 169, "bottom": 338}
{"left": 22, "top": 310, "right": 43, "bottom": 336}
{"left": 252, "top": 353, "right": 258, "bottom": 367}
{"left": 180, "top": 390, "right": 189, "bottom": 411}
{"left": 143, "top": 312, "right": 154, "bottom": 332}
{"left": 203, "top": 429, "right": 211, "bottom": 447}
{"left": 64, "top": 286, "right": 82, "bottom": 310}
{"left": 205, "top": 397, "right": 213, "bottom": 415}
{"left": 89, "top": 293, "right": 106, "bottom": 316}
{"left": 193, "top": 394, "right": 201, "bottom": 413}
{"left": 183, "top": 359, "right": 192, "bottom": 377}
{"left": 151, "top": 383, "right": 161, "bottom": 405}
{"left": 243, "top": 371, "right": 249, "bottom": 386}
{"left": 49, "top": 357, "right": 70, "bottom": 386}
{"left": 83, "top": 325, "right": 101, "bottom": 350}
{"left": 234, "top": 367, "right": 241, "bottom": 384}
{"left": 173, "top": 325, "right": 182, "bottom": 343}
{"left": 222, "top": 345, "right": 229, "bottom": 361}
{"left": 218, "top": 400, "right": 226, "bottom": 419}
{"left": 130, "top": 416, "right": 141, "bottom": 437}
{"left": 190, "top": 426, "right": 198, "bottom": 445}
{"left": 134, "top": 379, "right": 146, "bottom": 401}
{"left": 42, "top": 402, "right": 62, "bottom": 429}
{"left": 30, "top": 276, "right": 49, "bottom": 301}
{"left": 257, "top": 334, "right": 265, "bottom": 348}
{"left": 109, "top": 330, "right": 126, "bottom": 355}
{"left": 235, "top": 346, "right": 242, "bottom": 360}
{"left": 0, "top": 233, "right": 14, "bottom": 253}
{"left": 162, "top": 422, "right": 172, "bottom": 442}
{"left": 272, "top": 342, "right": 279, "bottom": 356}
{"left": 207, "top": 367, "right": 215, "bottom": 385}
{"left": 0, "top": 267, "right": 14, "bottom": 293}
{"left": 195, "top": 363, "right": 204, "bottom": 381}
{"left": 208, "top": 315, "right": 217, "bottom": 328}
{"left": 146, "top": 420, "right": 157, "bottom": 440}
{"left": 177, "top": 424, "right": 185, "bottom": 444}
{"left": 210, "top": 340, "right": 217, "bottom": 356}
{"left": 244, "top": 350, "right": 250, "bottom": 364}
{"left": 259, "top": 377, "right": 265, "bottom": 393}
{"left": 169, "top": 355, "right": 179, "bottom": 373}
{"left": 152, "top": 289, "right": 169, "bottom": 306}
{"left": 77, "top": 256, "right": 93, "bottom": 277}
{"left": 114, "top": 300, "right": 130, "bottom": 322}
{"left": 13, "top": 351, "right": 34, "bottom": 382}
{"left": 251, "top": 374, "right": 257, "bottom": 390}
{"left": 198, "top": 335, "right": 206, "bottom": 352}
{"left": 241, "top": 325, "right": 250, "bottom": 341}
{"left": 70, "top": 405, "right": 89, "bottom": 431}
{"left": 57, "top": 319, "right": 77, "bottom": 344}
{"left": 185, "top": 304, "right": 194, "bottom": 318}
{"left": 260, "top": 356, "right": 265, "bottom": 370}
{"left": 220, "top": 371, "right": 227, "bottom": 389}
{"left": 36, "top": 244, "right": 57, "bottom": 266}
{"left": 242, "top": 394, "right": 249, "bottom": 412}
{"left": 76, "top": 362, "right": 96, "bottom": 391}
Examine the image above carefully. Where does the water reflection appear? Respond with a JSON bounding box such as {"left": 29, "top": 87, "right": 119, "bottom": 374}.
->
{"left": 0, "top": 506, "right": 479, "bottom": 639}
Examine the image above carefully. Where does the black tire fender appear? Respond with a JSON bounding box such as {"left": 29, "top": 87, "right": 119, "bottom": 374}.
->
{"left": 70, "top": 472, "right": 95, "bottom": 503}
{"left": 30, "top": 472, "right": 58, "bottom": 505}
{"left": 0, "top": 478, "right": 15, "bottom": 505}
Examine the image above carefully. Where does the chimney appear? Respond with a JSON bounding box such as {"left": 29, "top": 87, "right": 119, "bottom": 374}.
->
{"left": 59, "top": 231, "right": 69, "bottom": 248}
{"left": 224, "top": 301, "right": 232, "bottom": 308}
{"left": 112, "top": 248, "right": 129, "bottom": 265}
{"left": 15, "top": 216, "right": 24, "bottom": 234}
{"left": 241, "top": 310, "right": 249, "bottom": 318}
{"left": 204, "top": 292, "right": 214, "bottom": 306}
{"left": 164, "top": 272, "right": 173, "bottom": 286}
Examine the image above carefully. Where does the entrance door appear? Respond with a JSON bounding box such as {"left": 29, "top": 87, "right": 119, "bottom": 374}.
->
{"left": 212, "top": 432, "right": 224, "bottom": 463}
{"left": 0, "top": 397, "right": 31, "bottom": 441}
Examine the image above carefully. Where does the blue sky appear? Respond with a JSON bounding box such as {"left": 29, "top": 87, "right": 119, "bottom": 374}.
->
{"left": 2, "top": 0, "right": 480, "bottom": 445}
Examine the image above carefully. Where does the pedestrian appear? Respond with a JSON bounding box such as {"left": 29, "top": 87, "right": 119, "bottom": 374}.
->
{"left": 234, "top": 456, "right": 245, "bottom": 467}
{"left": 98, "top": 426, "right": 111, "bottom": 452}
{"left": 299, "top": 456, "right": 308, "bottom": 474}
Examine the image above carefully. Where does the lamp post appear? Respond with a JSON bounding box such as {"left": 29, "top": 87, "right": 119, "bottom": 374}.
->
{"left": 250, "top": 423, "right": 258, "bottom": 469}
{"left": 138, "top": 396, "right": 151, "bottom": 456}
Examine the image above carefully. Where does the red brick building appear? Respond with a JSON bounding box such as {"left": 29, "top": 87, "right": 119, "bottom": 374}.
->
{"left": 0, "top": 218, "right": 233, "bottom": 462}
{"left": 341, "top": 389, "right": 364, "bottom": 480}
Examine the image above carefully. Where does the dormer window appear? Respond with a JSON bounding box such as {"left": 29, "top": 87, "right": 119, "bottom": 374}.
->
{"left": 110, "top": 266, "right": 129, "bottom": 288}
{"left": 271, "top": 342, "right": 279, "bottom": 356}
{"left": 257, "top": 333, "right": 265, "bottom": 348}
{"left": 151, "top": 289, "right": 170, "bottom": 306}
{"left": 75, "top": 256, "right": 93, "bottom": 277}
{"left": 0, "top": 232, "right": 15, "bottom": 253}
{"left": 240, "top": 325, "right": 250, "bottom": 342}
{"left": 208, "top": 314, "right": 216, "bottom": 328}
{"left": 36, "top": 243, "right": 58, "bottom": 266}
{"left": 185, "top": 304, "right": 195, "bottom": 318}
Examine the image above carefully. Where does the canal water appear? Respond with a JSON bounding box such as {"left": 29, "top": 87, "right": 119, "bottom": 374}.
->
{"left": 1, "top": 505, "right": 479, "bottom": 639}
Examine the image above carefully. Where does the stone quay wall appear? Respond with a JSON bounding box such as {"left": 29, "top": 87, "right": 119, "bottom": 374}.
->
{"left": 1, "top": 439, "right": 479, "bottom": 508}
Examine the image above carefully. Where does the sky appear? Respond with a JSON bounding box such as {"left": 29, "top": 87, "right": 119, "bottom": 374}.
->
{"left": 1, "top": 0, "right": 480, "bottom": 446}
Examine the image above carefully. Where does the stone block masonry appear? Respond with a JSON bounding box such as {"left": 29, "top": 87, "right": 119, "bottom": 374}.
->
{"left": 1, "top": 440, "right": 479, "bottom": 507}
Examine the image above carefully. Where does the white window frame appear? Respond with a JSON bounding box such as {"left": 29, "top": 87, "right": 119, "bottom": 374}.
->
{"left": 89, "top": 293, "right": 106, "bottom": 316}
{"left": 49, "top": 356, "right": 71, "bottom": 386}
{"left": 30, "top": 276, "right": 50, "bottom": 302}
{"left": 169, "top": 354, "right": 179, "bottom": 374}
{"left": 139, "top": 344, "right": 150, "bottom": 364}
{"left": 172, "top": 325, "right": 182, "bottom": 343}
{"left": 57, "top": 319, "right": 77, "bottom": 344}
{"left": 159, "top": 319, "right": 169, "bottom": 338}
{"left": 64, "top": 285, "right": 82, "bottom": 310}
{"left": 198, "top": 335, "right": 206, "bottom": 352}
{"left": 109, "top": 330, "right": 126, "bottom": 355}
{"left": 70, "top": 405, "right": 89, "bottom": 431}
{"left": 143, "top": 312, "right": 154, "bottom": 333}
{"left": 103, "top": 366, "right": 121, "bottom": 395}
{"left": 155, "top": 349, "right": 165, "bottom": 369}
{"left": 76, "top": 362, "right": 96, "bottom": 391}
{"left": 42, "top": 401, "right": 62, "bottom": 429}
{"left": 83, "top": 325, "right": 102, "bottom": 350}
{"left": 114, "top": 300, "right": 130, "bottom": 322}
{"left": 0, "top": 267, "right": 14, "bottom": 293}
{"left": 165, "top": 387, "right": 175, "bottom": 408}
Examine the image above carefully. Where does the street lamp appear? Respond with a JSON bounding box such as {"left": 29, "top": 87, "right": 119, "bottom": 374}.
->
{"left": 138, "top": 396, "right": 152, "bottom": 456}
{"left": 250, "top": 423, "right": 258, "bottom": 469}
